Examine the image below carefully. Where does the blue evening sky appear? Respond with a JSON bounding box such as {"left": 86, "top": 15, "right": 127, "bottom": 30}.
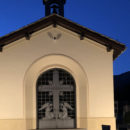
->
{"left": 0, "top": 0, "right": 129, "bottom": 75}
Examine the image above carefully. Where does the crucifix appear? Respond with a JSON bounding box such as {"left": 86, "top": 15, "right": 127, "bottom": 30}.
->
{"left": 38, "top": 70, "right": 74, "bottom": 120}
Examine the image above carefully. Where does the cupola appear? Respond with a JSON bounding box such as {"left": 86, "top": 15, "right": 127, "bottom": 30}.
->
{"left": 43, "top": 0, "right": 66, "bottom": 16}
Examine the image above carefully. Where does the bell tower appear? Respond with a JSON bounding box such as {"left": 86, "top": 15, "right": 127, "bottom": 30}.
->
{"left": 43, "top": 0, "right": 66, "bottom": 16}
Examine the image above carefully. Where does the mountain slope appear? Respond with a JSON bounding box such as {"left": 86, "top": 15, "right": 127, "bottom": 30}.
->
{"left": 114, "top": 71, "right": 130, "bottom": 101}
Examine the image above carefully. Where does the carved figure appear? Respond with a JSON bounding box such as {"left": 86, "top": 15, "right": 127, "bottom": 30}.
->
{"left": 48, "top": 32, "right": 62, "bottom": 40}
{"left": 59, "top": 102, "right": 73, "bottom": 119}
{"left": 39, "top": 103, "right": 54, "bottom": 120}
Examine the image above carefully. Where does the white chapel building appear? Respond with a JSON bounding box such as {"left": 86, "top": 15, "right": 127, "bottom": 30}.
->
{"left": 0, "top": 0, "right": 125, "bottom": 130}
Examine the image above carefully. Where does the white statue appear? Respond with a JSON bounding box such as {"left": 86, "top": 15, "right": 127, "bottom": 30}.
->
{"left": 59, "top": 102, "right": 73, "bottom": 119}
{"left": 39, "top": 103, "right": 54, "bottom": 120}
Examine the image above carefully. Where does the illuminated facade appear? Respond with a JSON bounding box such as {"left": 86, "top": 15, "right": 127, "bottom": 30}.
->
{"left": 0, "top": 1, "right": 125, "bottom": 130}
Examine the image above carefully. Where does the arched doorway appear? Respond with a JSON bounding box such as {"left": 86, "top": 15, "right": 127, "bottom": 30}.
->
{"left": 36, "top": 68, "right": 76, "bottom": 129}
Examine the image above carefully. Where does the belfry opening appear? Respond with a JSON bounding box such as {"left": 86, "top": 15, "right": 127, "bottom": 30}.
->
{"left": 43, "top": 0, "right": 66, "bottom": 16}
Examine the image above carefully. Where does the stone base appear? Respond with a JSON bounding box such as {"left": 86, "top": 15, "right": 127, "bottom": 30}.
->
{"left": 32, "top": 128, "right": 86, "bottom": 130}
{"left": 39, "top": 119, "right": 75, "bottom": 128}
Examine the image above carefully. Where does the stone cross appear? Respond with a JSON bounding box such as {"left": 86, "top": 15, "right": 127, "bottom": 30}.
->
{"left": 38, "top": 70, "right": 74, "bottom": 119}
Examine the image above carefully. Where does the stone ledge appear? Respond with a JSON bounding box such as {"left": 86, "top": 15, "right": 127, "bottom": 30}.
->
{"left": 31, "top": 128, "right": 86, "bottom": 130}
{"left": 39, "top": 119, "right": 75, "bottom": 128}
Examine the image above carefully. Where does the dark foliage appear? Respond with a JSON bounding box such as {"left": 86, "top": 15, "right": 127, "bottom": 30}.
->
{"left": 114, "top": 71, "right": 130, "bottom": 101}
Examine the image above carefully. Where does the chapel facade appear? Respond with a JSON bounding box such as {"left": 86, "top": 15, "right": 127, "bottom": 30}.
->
{"left": 0, "top": 1, "right": 125, "bottom": 130}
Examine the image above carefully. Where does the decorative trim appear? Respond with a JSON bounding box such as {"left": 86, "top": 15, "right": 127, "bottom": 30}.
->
{"left": 53, "top": 21, "right": 57, "bottom": 28}
{"left": 0, "top": 45, "right": 3, "bottom": 52}
{"left": 80, "top": 32, "right": 84, "bottom": 40}
{"left": 107, "top": 45, "right": 112, "bottom": 52}
{"left": 48, "top": 32, "right": 62, "bottom": 40}
{"left": 25, "top": 33, "right": 31, "bottom": 40}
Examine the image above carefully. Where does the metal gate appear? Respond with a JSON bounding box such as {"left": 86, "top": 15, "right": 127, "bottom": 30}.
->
{"left": 36, "top": 68, "right": 76, "bottom": 128}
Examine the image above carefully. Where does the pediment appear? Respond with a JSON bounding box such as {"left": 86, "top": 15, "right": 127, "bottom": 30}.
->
{"left": 0, "top": 14, "right": 125, "bottom": 59}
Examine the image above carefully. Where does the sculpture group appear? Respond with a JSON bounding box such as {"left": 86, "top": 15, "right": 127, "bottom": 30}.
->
{"left": 39, "top": 102, "right": 73, "bottom": 120}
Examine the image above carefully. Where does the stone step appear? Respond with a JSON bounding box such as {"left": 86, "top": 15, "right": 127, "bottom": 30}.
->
{"left": 31, "top": 128, "right": 86, "bottom": 130}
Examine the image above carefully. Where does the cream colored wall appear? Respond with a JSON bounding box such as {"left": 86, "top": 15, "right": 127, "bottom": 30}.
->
{"left": 24, "top": 54, "right": 88, "bottom": 129}
{"left": 0, "top": 25, "right": 115, "bottom": 130}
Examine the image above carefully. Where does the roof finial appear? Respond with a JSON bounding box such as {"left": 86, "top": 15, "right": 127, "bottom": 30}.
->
{"left": 43, "top": 0, "right": 66, "bottom": 17}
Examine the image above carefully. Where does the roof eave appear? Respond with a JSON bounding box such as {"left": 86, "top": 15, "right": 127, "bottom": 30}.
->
{"left": 0, "top": 14, "right": 126, "bottom": 60}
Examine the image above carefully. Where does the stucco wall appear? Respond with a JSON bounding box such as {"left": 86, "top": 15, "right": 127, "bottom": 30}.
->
{"left": 0, "top": 25, "right": 115, "bottom": 130}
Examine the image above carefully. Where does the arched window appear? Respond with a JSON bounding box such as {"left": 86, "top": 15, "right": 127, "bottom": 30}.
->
{"left": 36, "top": 68, "right": 76, "bottom": 128}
